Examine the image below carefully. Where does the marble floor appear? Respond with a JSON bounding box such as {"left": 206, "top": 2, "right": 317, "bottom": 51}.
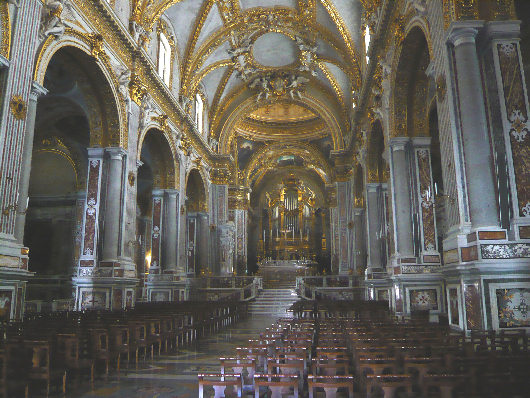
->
{"left": 67, "top": 315, "right": 276, "bottom": 398}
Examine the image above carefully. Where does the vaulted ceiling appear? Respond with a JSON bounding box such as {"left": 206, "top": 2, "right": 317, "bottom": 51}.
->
{"left": 134, "top": 0, "right": 365, "bottom": 196}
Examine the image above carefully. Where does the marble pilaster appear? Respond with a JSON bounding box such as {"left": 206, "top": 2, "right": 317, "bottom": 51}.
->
{"left": 483, "top": 21, "right": 530, "bottom": 240}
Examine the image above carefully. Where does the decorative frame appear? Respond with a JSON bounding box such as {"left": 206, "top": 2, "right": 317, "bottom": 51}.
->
{"left": 405, "top": 285, "right": 442, "bottom": 314}
{"left": 446, "top": 284, "right": 463, "bottom": 329}
{"left": 488, "top": 282, "right": 530, "bottom": 330}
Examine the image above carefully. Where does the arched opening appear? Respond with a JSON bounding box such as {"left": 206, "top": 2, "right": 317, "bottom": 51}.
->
{"left": 366, "top": 120, "right": 388, "bottom": 269}
{"left": 24, "top": 46, "right": 117, "bottom": 308}
{"left": 394, "top": 27, "right": 430, "bottom": 138}
{"left": 137, "top": 128, "right": 176, "bottom": 299}
{"left": 185, "top": 169, "right": 208, "bottom": 276}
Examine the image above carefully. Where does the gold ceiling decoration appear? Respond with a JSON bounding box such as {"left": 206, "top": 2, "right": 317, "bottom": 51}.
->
{"left": 248, "top": 102, "right": 318, "bottom": 124}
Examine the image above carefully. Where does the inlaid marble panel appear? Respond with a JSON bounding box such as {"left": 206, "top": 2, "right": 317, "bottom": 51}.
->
{"left": 409, "top": 289, "right": 438, "bottom": 311}
{"left": 495, "top": 288, "right": 530, "bottom": 328}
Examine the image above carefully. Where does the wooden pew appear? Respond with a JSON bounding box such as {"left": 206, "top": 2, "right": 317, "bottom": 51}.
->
{"left": 308, "top": 375, "right": 354, "bottom": 398}
{"left": 253, "top": 374, "right": 299, "bottom": 398}
{"left": 198, "top": 373, "right": 242, "bottom": 398}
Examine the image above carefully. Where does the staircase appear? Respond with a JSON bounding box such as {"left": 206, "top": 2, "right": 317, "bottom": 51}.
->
{"left": 248, "top": 288, "right": 299, "bottom": 317}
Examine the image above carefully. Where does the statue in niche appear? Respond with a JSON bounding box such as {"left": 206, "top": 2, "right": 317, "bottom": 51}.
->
{"left": 41, "top": 0, "right": 72, "bottom": 39}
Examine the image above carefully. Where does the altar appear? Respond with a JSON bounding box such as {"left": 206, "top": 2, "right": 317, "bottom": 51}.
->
{"left": 258, "top": 259, "right": 316, "bottom": 288}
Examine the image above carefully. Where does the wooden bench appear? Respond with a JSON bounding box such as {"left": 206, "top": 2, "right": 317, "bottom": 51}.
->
{"left": 308, "top": 375, "right": 354, "bottom": 398}
{"left": 198, "top": 373, "right": 242, "bottom": 398}
{"left": 253, "top": 373, "right": 299, "bottom": 398}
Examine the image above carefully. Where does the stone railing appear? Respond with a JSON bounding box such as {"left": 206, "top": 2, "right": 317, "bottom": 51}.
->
{"left": 189, "top": 276, "right": 262, "bottom": 301}
{"left": 25, "top": 298, "right": 74, "bottom": 313}
{"left": 296, "top": 276, "right": 365, "bottom": 301}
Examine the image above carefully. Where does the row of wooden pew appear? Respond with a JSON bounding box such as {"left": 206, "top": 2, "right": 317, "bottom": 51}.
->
{"left": 0, "top": 300, "right": 247, "bottom": 397}
{"left": 197, "top": 300, "right": 529, "bottom": 397}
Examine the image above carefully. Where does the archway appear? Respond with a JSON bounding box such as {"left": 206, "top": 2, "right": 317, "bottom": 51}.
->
{"left": 137, "top": 128, "right": 177, "bottom": 300}
{"left": 24, "top": 47, "right": 117, "bottom": 308}
{"left": 392, "top": 26, "right": 443, "bottom": 263}
{"left": 185, "top": 169, "right": 208, "bottom": 276}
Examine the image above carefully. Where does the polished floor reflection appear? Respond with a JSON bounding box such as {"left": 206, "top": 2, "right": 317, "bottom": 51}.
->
{"left": 69, "top": 316, "right": 275, "bottom": 398}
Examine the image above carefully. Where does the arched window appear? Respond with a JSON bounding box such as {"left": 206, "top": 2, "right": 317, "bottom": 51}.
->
{"left": 195, "top": 93, "right": 204, "bottom": 135}
{"left": 158, "top": 32, "right": 172, "bottom": 86}
{"left": 364, "top": 25, "right": 371, "bottom": 64}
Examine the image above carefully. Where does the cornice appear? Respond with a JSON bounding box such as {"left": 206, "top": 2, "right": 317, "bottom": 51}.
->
{"left": 349, "top": 0, "right": 395, "bottom": 153}
{"left": 73, "top": 0, "right": 226, "bottom": 168}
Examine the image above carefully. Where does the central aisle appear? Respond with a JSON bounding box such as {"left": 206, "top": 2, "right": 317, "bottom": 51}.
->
{"left": 72, "top": 316, "right": 277, "bottom": 398}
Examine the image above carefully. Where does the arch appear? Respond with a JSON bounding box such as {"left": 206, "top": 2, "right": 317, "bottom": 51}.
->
{"left": 139, "top": 128, "right": 178, "bottom": 190}
{"left": 392, "top": 26, "right": 432, "bottom": 138}
{"left": 185, "top": 168, "right": 207, "bottom": 212}
{"left": 243, "top": 142, "right": 333, "bottom": 187}
{"left": 33, "top": 33, "right": 126, "bottom": 147}
{"left": 216, "top": 92, "right": 344, "bottom": 154}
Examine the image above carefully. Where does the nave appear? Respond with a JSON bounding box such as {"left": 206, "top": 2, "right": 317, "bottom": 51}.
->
{"left": 1, "top": 296, "right": 530, "bottom": 397}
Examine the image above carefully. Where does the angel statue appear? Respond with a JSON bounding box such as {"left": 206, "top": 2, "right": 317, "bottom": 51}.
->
{"left": 41, "top": 0, "right": 71, "bottom": 38}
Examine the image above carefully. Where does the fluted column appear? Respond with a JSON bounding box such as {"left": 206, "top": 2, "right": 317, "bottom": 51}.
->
{"left": 163, "top": 189, "right": 178, "bottom": 270}
{"left": 14, "top": 82, "right": 48, "bottom": 244}
{"left": 101, "top": 148, "right": 126, "bottom": 262}
{"left": 389, "top": 137, "right": 415, "bottom": 258}
{"left": 366, "top": 183, "right": 382, "bottom": 269}
{"left": 448, "top": 24, "right": 499, "bottom": 228}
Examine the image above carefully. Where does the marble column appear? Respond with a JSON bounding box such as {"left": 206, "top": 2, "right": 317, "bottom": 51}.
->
{"left": 14, "top": 82, "right": 48, "bottom": 244}
{"left": 449, "top": 24, "right": 499, "bottom": 229}
{"left": 352, "top": 208, "right": 366, "bottom": 272}
{"left": 389, "top": 137, "right": 415, "bottom": 258}
{"left": 163, "top": 189, "right": 178, "bottom": 270}
{"left": 101, "top": 148, "right": 126, "bottom": 263}
{"left": 366, "top": 183, "right": 383, "bottom": 269}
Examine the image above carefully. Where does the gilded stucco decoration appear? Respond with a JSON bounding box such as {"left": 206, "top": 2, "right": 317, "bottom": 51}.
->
{"left": 0, "top": 1, "right": 11, "bottom": 59}
{"left": 9, "top": 95, "right": 26, "bottom": 120}
{"left": 443, "top": 0, "right": 479, "bottom": 29}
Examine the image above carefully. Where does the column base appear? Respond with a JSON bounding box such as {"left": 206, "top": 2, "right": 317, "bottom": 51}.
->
{"left": 146, "top": 273, "right": 188, "bottom": 302}
{"left": 72, "top": 276, "right": 138, "bottom": 310}
{"left": 0, "top": 238, "right": 33, "bottom": 321}
{"left": 389, "top": 272, "right": 445, "bottom": 319}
